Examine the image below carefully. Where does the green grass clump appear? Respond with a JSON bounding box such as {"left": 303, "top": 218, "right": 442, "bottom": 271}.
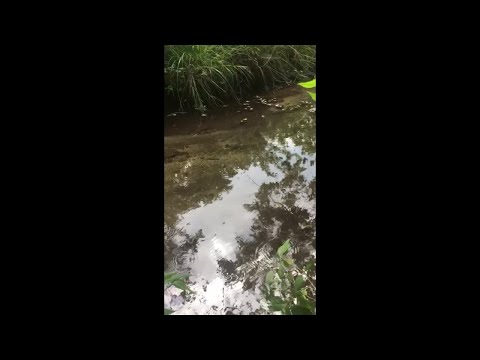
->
{"left": 164, "top": 45, "right": 316, "bottom": 112}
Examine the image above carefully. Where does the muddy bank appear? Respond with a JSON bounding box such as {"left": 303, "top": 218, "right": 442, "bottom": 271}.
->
{"left": 164, "top": 85, "right": 314, "bottom": 137}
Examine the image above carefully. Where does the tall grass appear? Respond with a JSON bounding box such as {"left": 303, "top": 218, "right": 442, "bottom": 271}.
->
{"left": 164, "top": 45, "right": 316, "bottom": 112}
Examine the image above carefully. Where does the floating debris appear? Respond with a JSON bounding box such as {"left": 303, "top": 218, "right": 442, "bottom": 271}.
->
{"left": 261, "top": 115, "right": 265, "bottom": 118}
{"left": 240, "top": 118, "right": 248, "bottom": 124}
{"left": 249, "top": 107, "right": 253, "bottom": 111}
{"left": 167, "top": 113, "right": 177, "bottom": 117}
{"left": 201, "top": 113, "right": 207, "bottom": 117}
{"left": 275, "top": 104, "right": 284, "bottom": 109}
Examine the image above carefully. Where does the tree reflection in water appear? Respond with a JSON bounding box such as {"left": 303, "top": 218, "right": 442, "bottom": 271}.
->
{"left": 164, "top": 93, "right": 316, "bottom": 314}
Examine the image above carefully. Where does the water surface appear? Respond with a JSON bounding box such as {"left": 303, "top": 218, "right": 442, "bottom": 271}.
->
{"left": 164, "top": 86, "right": 316, "bottom": 314}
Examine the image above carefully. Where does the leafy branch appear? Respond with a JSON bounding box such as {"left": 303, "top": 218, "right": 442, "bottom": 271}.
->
{"left": 262, "top": 240, "right": 316, "bottom": 315}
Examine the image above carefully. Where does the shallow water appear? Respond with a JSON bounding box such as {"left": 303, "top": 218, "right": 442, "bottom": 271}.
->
{"left": 164, "top": 86, "right": 316, "bottom": 315}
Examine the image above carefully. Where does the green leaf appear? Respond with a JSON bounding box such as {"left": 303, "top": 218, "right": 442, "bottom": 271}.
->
{"left": 282, "top": 279, "right": 291, "bottom": 291}
{"left": 284, "top": 258, "right": 294, "bottom": 266}
{"left": 298, "top": 78, "right": 316, "bottom": 88}
{"left": 266, "top": 270, "right": 275, "bottom": 285}
{"left": 171, "top": 280, "right": 190, "bottom": 292}
{"left": 265, "top": 283, "right": 270, "bottom": 293}
{"left": 307, "top": 92, "right": 316, "bottom": 101}
{"left": 277, "top": 240, "right": 290, "bottom": 257}
{"left": 270, "top": 296, "right": 284, "bottom": 305}
{"left": 294, "top": 276, "right": 306, "bottom": 292}
{"left": 270, "top": 303, "right": 285, "bottom": 311}
{"left": 170, "top": 274, "right": 189, "bottom": 282}
{"left": 269, "top": 297, "right": 286, "bottom": 312}
{"left": 290, "top": 305, "right": 312, "bottom": 315}
{"left": 164, "top": 272, "right": 189, "bottom": 285}
{"left": 277, "top": 266, "right": 284, "bottom": 278}
{"left": 164, "top": 308, "right": 174, "bottom": 315}
{"left": 297, "top": 294, "right": 314, "bottom": 311}
{"left": 164, "top": 272, "right": 176, "bottom": 282}
{"left": 287, "top": 271, "right": 294, "bottom": 283}
{"left": 305, "top": 259, "right": 315, "bottom": 272}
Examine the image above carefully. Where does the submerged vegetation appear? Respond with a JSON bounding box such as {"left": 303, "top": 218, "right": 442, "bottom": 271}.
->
{"left": 164, "top": 45, "right": 316, "bottom": 112}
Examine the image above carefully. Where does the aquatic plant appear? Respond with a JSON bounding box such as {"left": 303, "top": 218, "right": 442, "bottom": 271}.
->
{"left": 262, "top": 240, "right": 316, "bottom": 315}
{"left": 164, "top": 45, "right": 316, "bottom": 112}
{"left": 164, "top": 271, "right": 192, "bottom": 315}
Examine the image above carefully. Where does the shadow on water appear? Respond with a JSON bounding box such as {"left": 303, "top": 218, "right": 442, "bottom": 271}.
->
{"left": 164, "top": 85, "right": 316, "bottom": 314}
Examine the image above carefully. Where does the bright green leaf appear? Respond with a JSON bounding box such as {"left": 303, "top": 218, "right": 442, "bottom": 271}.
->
{"left": 294, "top": 276, "right": 306, "bottom": 292}
{"left": 307, "top": 92, "right": 316, "bottom": 102}
{"left": 277, "top": 240, "right": 290, "bottom": 257}
{"left": 164, "top": 308, "right": 174, "bottom": 315}
{"left": 298, "top": 79, "right": 316, "bottom": 88}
